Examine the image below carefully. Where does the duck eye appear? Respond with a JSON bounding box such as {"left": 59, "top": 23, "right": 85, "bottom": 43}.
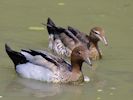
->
{"left": 94, "top": 31, "right": 100, "bottom": 35}
{"left": 94, "top": 32, "right": 98, "bottom": 34}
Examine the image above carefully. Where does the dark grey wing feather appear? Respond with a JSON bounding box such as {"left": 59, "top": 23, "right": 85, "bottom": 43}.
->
{"left": 36, "top": 50, "right": 72, "bottom": 71}
{"left": 68, "top": 26, "right": 89, "bottom": 43}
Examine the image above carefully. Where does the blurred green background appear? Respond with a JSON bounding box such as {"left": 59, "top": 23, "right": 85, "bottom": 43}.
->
{"left": 0, "top": 0, "right": 133, "bottom": 100}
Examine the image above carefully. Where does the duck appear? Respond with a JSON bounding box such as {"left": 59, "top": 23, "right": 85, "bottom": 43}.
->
{"left": 68, "top": 26, "right": 108, "bottom": 60}
{"left": 43, "top": 18, "right": 90, "bottom": 58}
{"left": 5, "top": 44, "right": 92, "bottom": 84}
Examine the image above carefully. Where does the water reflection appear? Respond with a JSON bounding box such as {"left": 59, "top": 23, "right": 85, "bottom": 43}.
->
{"left": 6, "top": 77, "right": 61, "bottom": 97}
{"left": 6, "top": 77, "right": 84, "bottom": 98}
{"left": 89, "top": 71, "right": 107, "bottom": 89}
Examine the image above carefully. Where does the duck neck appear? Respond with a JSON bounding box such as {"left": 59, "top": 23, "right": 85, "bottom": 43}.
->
{"left": 71, "top": 59, "right": 83, "bottom": 73}
{"left": 88, "top": 35, "right": 102, "bottom": 58}
{"left": 88, "top": 35, "right": 99, "bottom": 47}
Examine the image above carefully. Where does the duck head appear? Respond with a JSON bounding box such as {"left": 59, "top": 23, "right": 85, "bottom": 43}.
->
{"left": 89, "top": 27, "right": 108, "bottom": 46}
{"left": 71, "top": 46, "right": 92, "bottom": 72}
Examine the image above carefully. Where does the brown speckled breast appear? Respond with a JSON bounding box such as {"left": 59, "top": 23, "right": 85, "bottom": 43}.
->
{"left": 52, "top": 71, "right": 84, "bottom": 85}
{"left": 89, "top": 47, "right": 102, "bottom": 60}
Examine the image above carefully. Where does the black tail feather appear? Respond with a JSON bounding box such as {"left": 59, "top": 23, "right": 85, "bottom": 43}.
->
{"left": 43, "top": 18, "right": 77, "bottom": 42}
{"left": 45, "top": 17, "right": 66, "bottom": 35}
{"left": 46, "top": 17, "right": 57, "bottom": 35}
{"left": 47, "top": 17, "right": 56, "bottom": 27}
{"left": 5, "top": 44, "right": 28, "bottom": 67}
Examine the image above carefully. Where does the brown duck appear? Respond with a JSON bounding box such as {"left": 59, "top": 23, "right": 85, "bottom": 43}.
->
{"left": 68, "top": 26, "right": 108, "bottom": 60}
{"left": 43, "top": 18, "right": 89, "bottom": 58}
{"left": 5, "top": 44, "right": 92, "bottom": 84}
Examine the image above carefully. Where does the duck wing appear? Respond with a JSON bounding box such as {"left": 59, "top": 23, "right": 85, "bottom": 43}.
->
{"left": 37, "top": 50, "right": 72, "bottom": 71}
{"left": 21, "top": 49, "right": 71, "bottom": 71}
{"left": 43, "top": 18, "right": 80, "bottom": 57}
{"left": 68, "top": 26, "right": 89, "bottom": 43}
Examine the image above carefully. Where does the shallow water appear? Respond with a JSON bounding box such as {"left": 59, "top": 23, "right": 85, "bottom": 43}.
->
{"left": 0, "top": 0, "right": 133, "bottom": 100}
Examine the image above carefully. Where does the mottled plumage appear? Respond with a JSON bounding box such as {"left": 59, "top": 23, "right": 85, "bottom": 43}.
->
{"left": 5, "top": 44, "right": 92, "bottom": 84}
{"left": 68, "top": 26, "right": 108, "bottom": 60}
{"left": 44, "top": 18, "right": 88, "bottom": 58}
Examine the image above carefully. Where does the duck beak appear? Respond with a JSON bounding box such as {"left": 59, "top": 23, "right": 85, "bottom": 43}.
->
{"left": 84, "top": 57, "right": 92, "bottom": 69}
{"left": 96, "top": 34, "right": 108, "bottom": 46}
{"left": 102, "top": 36, "right": 108, "bottom": 46}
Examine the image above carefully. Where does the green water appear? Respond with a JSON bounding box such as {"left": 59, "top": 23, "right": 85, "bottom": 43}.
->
{"left": 0, "top": 0, "right": 133, "bottom": 100}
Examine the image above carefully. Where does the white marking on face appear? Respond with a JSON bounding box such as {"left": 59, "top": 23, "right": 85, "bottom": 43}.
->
{"left": 94, "top": 31, "right": 100, "bottom": 35}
